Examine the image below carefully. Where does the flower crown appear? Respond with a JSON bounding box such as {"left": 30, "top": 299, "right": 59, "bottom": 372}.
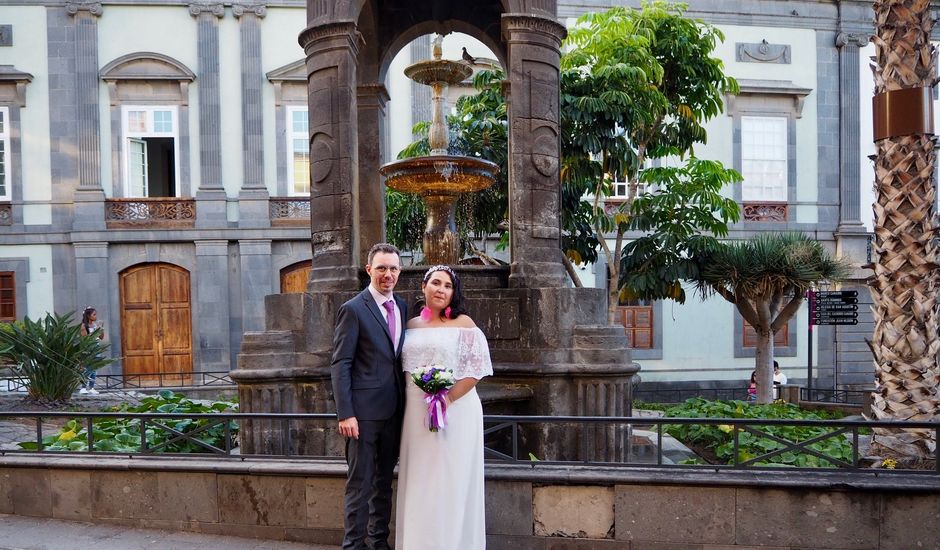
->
{"left": 423, "top": 264, "right": 458, "bottom": 283}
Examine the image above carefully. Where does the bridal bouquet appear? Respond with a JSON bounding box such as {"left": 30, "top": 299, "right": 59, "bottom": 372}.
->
{"left": 411, "top": 365, "right": 456, "bottom": 432}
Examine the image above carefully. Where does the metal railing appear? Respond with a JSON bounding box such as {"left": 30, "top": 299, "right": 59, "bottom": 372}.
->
{"left": 1, "top": 371, "right": 234, "bottom": 392}
{"left": 801, "top": 387, "right": 871, "bottom": 405}
{"left": 1, "top": 412, "right": 936, "bottom": 474}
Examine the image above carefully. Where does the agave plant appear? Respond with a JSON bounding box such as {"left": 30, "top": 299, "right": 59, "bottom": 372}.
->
{"left": 0, "top": 312, "right": 113, "bottom": 403}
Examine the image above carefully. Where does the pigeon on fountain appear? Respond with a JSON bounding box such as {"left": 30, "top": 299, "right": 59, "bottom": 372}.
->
{"left": 461, "top": 47, "right": 477, "bottom": 65}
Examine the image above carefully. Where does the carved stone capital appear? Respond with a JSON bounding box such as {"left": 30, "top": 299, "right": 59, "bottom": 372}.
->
{"left": 188, "top": 2, "right": 225, "bottom": 18}
{"left": 502, "top": 13, "right": 567, "bottom": 46}
{"left": 65, "top": 1, "right": 103, "bottom": 17}
{"left": 836, "top": 32, "right": 872, "bottom": 49}
{"left": 233, "top": 3, "right": 267, "bottom": 19}
{"left": 298, "top": 21, "right": 363, "bottom": 56}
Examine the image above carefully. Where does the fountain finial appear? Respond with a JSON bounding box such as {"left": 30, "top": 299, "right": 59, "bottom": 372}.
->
{"left": 432, "top": 34, "right": 443, "bottom": 61}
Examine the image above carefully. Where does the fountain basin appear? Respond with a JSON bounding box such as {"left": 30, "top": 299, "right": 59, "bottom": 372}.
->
{"left": 380, "top": 155, "right": 499, "bottom": 195}
{"left": 404, "top": 59, "right": 472, "bottom": 86}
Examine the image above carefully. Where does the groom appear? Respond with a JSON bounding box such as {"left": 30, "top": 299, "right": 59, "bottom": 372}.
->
{"left": 331, "top": 243, "right": 407, "bottom": 550}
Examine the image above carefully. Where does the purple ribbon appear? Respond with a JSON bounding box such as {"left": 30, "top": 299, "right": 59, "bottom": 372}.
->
{"left": 424, "top": 389, "right": 449, "bottom": 432}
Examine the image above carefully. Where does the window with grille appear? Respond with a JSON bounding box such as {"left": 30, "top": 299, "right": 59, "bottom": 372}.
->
{"left": 0, "top": 271, "right": 15, "bottom": 321}
{"left": 742, "top": 319, "right": 788, "bottom": 348}
{"left": 741, "top": 115, "right": 788, "bottom": 202}
{"left": 619, "top": 305, "right": 653, "bottom": 349}
{"left": 122, "top": 106, "right": 179, "bottom": 198}
{"left": 287, "top": 106, "right": 310, "bottom": 196}
{"left": 0, "top": 107, "right": 9, "bottom": 201}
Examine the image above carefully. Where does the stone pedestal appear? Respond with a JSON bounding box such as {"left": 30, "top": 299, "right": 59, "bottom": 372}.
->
{"left": 233, "top": 267, "right": 640, "bottom": 460}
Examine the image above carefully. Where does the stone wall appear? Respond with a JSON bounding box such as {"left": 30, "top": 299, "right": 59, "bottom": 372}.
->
{"left": 0, "top": 457, "right": 937, "bottom": 549}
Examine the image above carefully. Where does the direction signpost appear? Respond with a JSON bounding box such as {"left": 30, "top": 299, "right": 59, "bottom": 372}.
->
{"left": 807, "top": 290, "right": 860, "bottom": 392}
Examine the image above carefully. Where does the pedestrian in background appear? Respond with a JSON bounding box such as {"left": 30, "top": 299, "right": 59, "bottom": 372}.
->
{"left": 79, "top": 306, "right": 104, "bottom": 395}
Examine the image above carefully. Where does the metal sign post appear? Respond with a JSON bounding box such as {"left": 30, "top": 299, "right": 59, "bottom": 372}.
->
{"left": 809, "top": 290, "right": 859, "bottom": 395}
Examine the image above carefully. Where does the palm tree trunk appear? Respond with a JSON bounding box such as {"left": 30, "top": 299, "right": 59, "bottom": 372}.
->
{"left": 870, "top": 0, "right": 940, "bottom": 459}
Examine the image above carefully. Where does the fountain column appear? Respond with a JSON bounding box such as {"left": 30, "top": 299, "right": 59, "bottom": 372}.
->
{"left": 298, "top": 21, "right": 363, "bottom": 290}
{"left": 502, "top": 15, "right": 568, "bottom": 288}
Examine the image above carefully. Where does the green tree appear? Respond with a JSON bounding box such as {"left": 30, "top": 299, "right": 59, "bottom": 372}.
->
{"left": 690, "top": 234, "right": 850, "bottom": 404}
{"left": 561, "top": 1, "right": 739, "bottom": 322}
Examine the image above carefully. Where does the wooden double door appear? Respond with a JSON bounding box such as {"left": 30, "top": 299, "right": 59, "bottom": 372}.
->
{"left": 120, "top": 263, "right": 193, "bottom": 385}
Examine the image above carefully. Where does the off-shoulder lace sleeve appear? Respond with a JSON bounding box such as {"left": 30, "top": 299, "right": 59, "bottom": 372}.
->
{"left": 455, "top": 328, "right": 493, "bottom": 380}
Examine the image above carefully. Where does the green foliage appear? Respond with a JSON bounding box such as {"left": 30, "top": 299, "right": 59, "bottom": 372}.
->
{"left": 0, "top": 312, "right": 113, "bottom": 403}
{"left": 618, "top": 158, "right": 741, "bottom": 303}
{"left": 18, "top": 390, "right": 238, "bottom": 453}
{"left": 662, "top": 398, "right": 857, "bottom": 468}
{"left": 561, "top": 2, "right": 739, "bottom": 288}
{"left": 694, "top": 233, "right": 852, "bottom": 303}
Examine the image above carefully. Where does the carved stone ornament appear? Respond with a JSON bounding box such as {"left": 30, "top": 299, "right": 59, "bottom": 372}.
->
{"left": 836, "top": 32, "right": 872, "bottom": 49}
{"left": 232, "top": 3, "right": 267, "bottom": 19}
{"left": 501, "top": 14, "right": 567, "bottom": 46}
{"left": 188, "top": 2, "right": 225, "bottom": 18}
{"left": 736, "top": 40, "right": 790, "bottom": 64}
{"left": 65, "top": 1, "right": 103, "bottom": 16}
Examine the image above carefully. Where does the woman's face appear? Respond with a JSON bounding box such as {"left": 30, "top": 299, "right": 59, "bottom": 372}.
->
{"left": 88, "top": 310, "right": 97, "bottom": 322}
{"left": 422, "top": 271, "right": 454, "bottom": 312}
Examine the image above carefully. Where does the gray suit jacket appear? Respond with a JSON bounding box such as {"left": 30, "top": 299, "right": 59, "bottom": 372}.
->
{"left": 331, "top": 288, "right": 407, "bottom": 421}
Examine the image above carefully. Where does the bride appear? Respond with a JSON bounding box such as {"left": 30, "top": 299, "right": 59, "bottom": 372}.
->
{"left": 395, "top": 265, "right": 492, "bottom": 550}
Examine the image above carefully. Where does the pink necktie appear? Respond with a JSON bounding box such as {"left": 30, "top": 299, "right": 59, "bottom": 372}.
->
{"left": 383, "top": 300, "right": 396, "bottom": 348}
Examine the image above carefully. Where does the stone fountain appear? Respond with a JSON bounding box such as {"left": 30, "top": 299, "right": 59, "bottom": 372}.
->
{"left": 380, "top": 36, "right": 499, "bottom": 265}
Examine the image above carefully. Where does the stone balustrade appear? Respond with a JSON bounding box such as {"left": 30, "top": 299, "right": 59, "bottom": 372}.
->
{"left": 269, "top": 197, "right": 310, "bottom": 226}
{"left": 105, "top": 198, "right": 196, "bottom": 228}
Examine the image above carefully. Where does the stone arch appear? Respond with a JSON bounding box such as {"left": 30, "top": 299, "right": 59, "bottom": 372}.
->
{"left": 376, "top": 20, "right": 507, "bottom": 82}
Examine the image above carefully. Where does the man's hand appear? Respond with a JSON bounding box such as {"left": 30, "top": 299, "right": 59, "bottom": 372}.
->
{"left": 338, "top": 416, "right": 360, "bottom": 439}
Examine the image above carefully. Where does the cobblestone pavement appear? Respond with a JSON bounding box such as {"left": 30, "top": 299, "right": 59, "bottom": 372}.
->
{"left": 0, "top": 515, "right": 340, "bottom": 550}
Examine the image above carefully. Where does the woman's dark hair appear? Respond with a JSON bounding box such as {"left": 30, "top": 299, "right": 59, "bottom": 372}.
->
{"left": 81, "top": 307, "right": 96, "bottom": 331}
{"left": 423, "top": 266, "right": 468, "bottom": 320}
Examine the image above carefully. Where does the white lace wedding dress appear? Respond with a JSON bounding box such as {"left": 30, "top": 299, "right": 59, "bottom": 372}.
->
{"left": 395, "top": 327, "right": 493, "bottom": 550}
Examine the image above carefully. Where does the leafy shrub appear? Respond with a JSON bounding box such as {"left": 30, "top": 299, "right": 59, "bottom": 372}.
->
{"left": 18, "top": 390, "right": 238, "bottom": 453}
{"left": 662, "top": 398, "right": 856, "bottom": 468}
{"left": 0, "top": 312, "right": 112, "bottom": 403}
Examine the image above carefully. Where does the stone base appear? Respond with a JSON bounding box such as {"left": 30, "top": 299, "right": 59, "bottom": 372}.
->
{"left": 234, "top": 266, "right": 641, "bottom": 457}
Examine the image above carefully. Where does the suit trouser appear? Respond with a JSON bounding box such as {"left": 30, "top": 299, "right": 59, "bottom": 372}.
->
{"left": 343, "top": 416, "right": 402, "bottom": 550}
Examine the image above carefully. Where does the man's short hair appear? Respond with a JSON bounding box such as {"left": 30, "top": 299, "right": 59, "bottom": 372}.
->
{"left": 367, "top": 243, "right": 401, "bottom": 264}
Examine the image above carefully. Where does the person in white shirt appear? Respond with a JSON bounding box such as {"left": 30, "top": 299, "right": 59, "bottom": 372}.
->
{"left": 773, "top": 361, "right": 788, "bottom": 398}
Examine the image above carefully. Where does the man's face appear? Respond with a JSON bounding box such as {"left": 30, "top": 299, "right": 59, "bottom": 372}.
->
{"left": 366, "top": 251, "right": 401, "bottom": 295}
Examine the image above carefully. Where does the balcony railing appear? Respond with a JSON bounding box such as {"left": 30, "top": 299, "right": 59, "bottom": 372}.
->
{"left": 105, "top": 198, "right": 196, "bottom": 228}
{"left": 743, "top": 201, "right": 788, "bottom": 222}
{"left": 269, "top": 197, "right": 310, "bottom": 226}
{"left": 0, "top": 202, "right": 11, "bottom": 225}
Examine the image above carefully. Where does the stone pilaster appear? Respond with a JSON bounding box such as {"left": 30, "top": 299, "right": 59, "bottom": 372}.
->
{"left": 238, "top": 239, "right": 273, "bottom": 332}
{"left": 67, "top": 2, "right": 106, "bottom": 231}
{"left": 73, "top": 242, "right": 110, "bottom": 367}
{"left": 298, "top": 21, "right": 363, "bottom": 291}
{"left": 835, "top": 31, "right": 873, "bottom": 269}
{"left": 357, "top": 83, "right": 390, "bottom": 264}
{"left": 190, "top": 2, "right": 227, "bottom": 228}
{"left": 502, "top": 14, "right": 568, "bottom": 288}
{"left": 235, "top": 3, "right": 270, "bottom": 228}
{"left": 195, "top": 240, "right": 232, "bottom": 371}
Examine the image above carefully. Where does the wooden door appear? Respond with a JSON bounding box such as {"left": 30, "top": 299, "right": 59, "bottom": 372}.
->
{"left": 120, "top": 264, "right": 193, "bottom": 386}
{"left": 280, "top": 260, "right": 312, "bottom": 293}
